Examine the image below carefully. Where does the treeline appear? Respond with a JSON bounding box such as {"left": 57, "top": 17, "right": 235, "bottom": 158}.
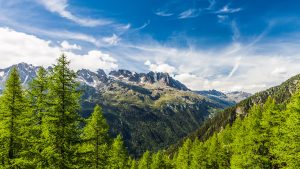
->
{"left": 160, "top": 92, "right": 300, "bottom": 168}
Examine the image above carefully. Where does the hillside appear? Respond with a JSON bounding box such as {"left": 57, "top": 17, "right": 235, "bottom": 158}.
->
{"left": 167, "top": 73, "right": 300, "bottom": 154}
{"left": 0, "top": 63, "right": 241, "bottom": 156}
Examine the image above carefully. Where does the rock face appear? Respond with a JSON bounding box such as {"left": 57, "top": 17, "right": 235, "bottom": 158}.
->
{"left": 0, "top": 63, "right": 39, "bottom": 92}
{"left": 0, "top": 63, "right": 237, "bottom": 157}
{"left": 109, "top": 70, "right": 190, "bottom": 91}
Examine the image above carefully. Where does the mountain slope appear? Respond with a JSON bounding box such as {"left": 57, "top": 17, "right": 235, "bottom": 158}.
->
{"left": 167, "top": 73, "right": 300, "bottom": 153}
{"left": 0, "top": 63, "right": 237, "bottom": 156}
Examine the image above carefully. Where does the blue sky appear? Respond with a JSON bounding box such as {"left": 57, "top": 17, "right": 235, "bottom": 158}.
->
{"left": 1, "top": 0, "right": 300, "bottom": 93}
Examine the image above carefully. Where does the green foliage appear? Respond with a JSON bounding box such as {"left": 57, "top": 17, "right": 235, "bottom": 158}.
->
{"left": 163, "top": 89, "right": 300, "bottom": 169}
{"left": 175, "top": 139, "right": 192, "bottom": 169}
{"left": 25, "top": 67, "right": 50, "bottom": 168}
{"left": 138, "top": 151, "right": 151, "bottom": 169}
{"left": 41, "top": 54, "right": 82, "bottom": 168}
{"left": 108, "top": 135, "right": 128, "bottom": 169}
{"left": 80, "top": 105, "right": 110, "bottom": 169}
{"left": 0, "top": 67, "right": 28, "bottom": 168}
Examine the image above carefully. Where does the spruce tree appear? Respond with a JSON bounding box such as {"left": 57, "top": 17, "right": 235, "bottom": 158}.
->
{"left": 80, "top": 105, "right": 110, "bottom": 169}
{"left": 108, "top": 135, "right": 128, "bottom": 169}
{"left": 190, "top": 140, "right": 207, "bottom": 169}
{"left": 43, "top": 54, "right": 81, "bottom": 168}
{"left": 130, "top": 159, "right": 138, "bottom": 169}
{"left": 175, "top": 139, "right": 192, "bottom": 169}
{"left": 138, "top": 151, "right": 151, "bottom": 169}
{"left": 23, "top": 67, "right": 50, "bottom": 168}
{"left": 150, "top": 151, "right": 165, "bottom": 169}
{"left": 0, "top": 67, "right": 27, "bottom": 168}
{"left": 274, "top": 91, "right": 300, "bottom": 168}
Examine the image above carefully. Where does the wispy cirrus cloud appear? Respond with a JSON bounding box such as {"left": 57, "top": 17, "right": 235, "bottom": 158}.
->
{"left": 207, "top": 0, "right": 217, "bottom": 10}
{"left": 103, "top": 34, "right": 121, "bottom": 45}
{"left": 38, "top": 0, "right": 112, "bottom": 27}
{"left": 215, "top": 4, "right": 242, "bottom": 14}
{"left": 155, "top": 11, "right": 173, "bottom": 17}
{"left": 178, "top": 9, "right": 201, "bottom": 19}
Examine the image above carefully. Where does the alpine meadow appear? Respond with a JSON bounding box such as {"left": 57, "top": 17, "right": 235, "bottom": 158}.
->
{"left": 1, "top": 0, "right": 300, "bottom": 168}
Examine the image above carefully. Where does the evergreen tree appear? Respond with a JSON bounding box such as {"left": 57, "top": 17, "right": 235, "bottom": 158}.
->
{"left": 130, "top": 159, "right": 138, "bottom": 169}
{"left": 108, "top": 135, "right": 128, "bottom": 169}
{"left": 190, "top": 140, "right": 207, "bottom": 169}
{"left": 42, "top": 54, "right": 82, "bottom": 168}
{"left": 138, "top": 151, "right": 151, "bottom": 169}
{"left": 23, "top": 67, "right": 50, "bottom": 168}
{"left": 175, "top": 139, "right": 192, "bottom": 169}
{"left": 0, "top": 67, "right": 27, "bottom": 168}
{"left": 274, "top": 91, "right": 300, "bottom": 168}
{"left": 80, "top": 105, "right": 110, "bottom": 169}
{"left": 150, "top": 151, "right": 165, "bottom": 169}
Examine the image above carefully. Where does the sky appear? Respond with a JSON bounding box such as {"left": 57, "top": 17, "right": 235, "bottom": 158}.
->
{"left": 1, "top": 0, "right": 300, "bottom": 93}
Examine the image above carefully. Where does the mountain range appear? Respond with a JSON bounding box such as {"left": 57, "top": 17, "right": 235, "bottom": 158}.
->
{"left": 0, "top": 63, "right": 251, "bottom": 156}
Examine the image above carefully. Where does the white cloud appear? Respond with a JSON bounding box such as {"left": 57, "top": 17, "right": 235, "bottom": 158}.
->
{"left": 178, "top": 9, "right": 201, "bottom": 19}
{"left": 155, "top": 11, "right": 173, "bottom": 17}
{"left": 144, "top": 60, "right": 176, "bottom": 74}
{"left": 60, "top": 40, "right": 81, "bottom": 51}
{"left": 103, "top": 34, "right": 121, "bottom": 45}
{"left": 216, "top": 4, "right": 242, "bottom": 14}
{"left": 0, "top": 27, "right": 118, "bottom": 71}
{"left": 271, "top": 67, "right": 287, "bottom": 76}
{"left": 68, "top": 50, "right": 118, "bottom": 71}
{"left": 38, "top": 0, "right": 111, "bottom": 27}
{"left": 120, "top": 37, "right": 300, "bottom": 93}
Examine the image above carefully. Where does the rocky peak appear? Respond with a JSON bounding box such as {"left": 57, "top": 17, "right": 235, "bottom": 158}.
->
{"left": 109, "top": 69, "right": 189, "bottom": 91}
{"left": 0, "top": 63, "right": 39, "bottom": 89}
{"left": 76, "top": 69, "right": 108, "bottom": 87}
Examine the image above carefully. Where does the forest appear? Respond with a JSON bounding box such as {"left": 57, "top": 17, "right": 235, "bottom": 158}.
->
{"left": 0, "top": 55, "right": 300, "bottom": 169}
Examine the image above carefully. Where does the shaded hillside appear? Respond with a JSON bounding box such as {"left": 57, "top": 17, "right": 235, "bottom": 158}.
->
{"left": 167, "top": 73, "right": 300, "bottom": 154}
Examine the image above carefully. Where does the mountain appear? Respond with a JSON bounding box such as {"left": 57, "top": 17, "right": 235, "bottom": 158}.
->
{"left": 167, "top": 73, "right": 300, "bottom": 154}
{"left": 225, "top": 91, "right": 252, "bottom": 103}
{"left": 109, "top": 69, "right": 189, "bottom": 91}
{"left": 0, "top": 63, "right": 39, "bottom": 92}
{"left": 194, "top": 90, "right": 252, "bottom": 107}
{"left": 0, "top": 63, "right": 242, "bottom": 156}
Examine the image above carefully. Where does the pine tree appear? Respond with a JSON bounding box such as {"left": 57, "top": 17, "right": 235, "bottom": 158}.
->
{"left": 231, "top": 101, "right": 275, "bottom": 168}
{"left": 175, "top": 139, "right": 192, "bottom": 169}
{"left": 42, "top": 54, "right": 82, "bottom": 168}
{"left": 274, "top": 91, "right": 300, "bottom": 168}
{"left": 150, "top": 151, "right": 164, "bottom": 169}
{"left": 190, "top": 140, "right": 207, "bottom": 169}
{"left": 108, "top": 135, "right": 128, "bottom": 169}
{"left": 130, "top": 159, "right": 138, "bottom": 169}
{"left": 80, "top": 105, "right": 110, "bottom": 169}
{"left": 138, "top": 151, "right": 151, "bottom": 169}
{"left": 0, "top": 67, "right": 27, "bottom": 168}
{"left": 22, "top": 67, "right": 50, "bottom": 168}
